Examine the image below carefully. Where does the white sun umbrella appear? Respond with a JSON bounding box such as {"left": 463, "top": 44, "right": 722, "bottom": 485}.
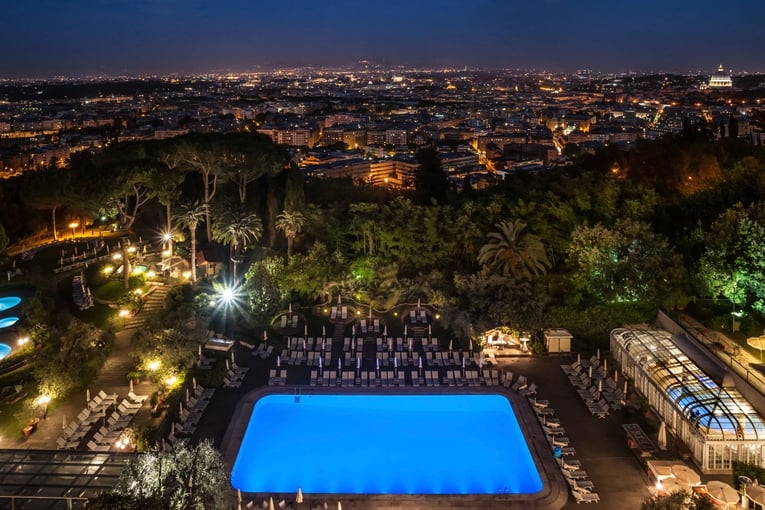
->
{"left": 337, "top": 295, "right": 341, "bottom": 305}
{"left": 318, "top": 355, "right": 323, "bottom": 369}
{"left": 428, "top": 324, "right": 432, "bottom": 337}
{"left": 462, "top": 356, "right": 466, "bottom": 369}
{"left": 304, "top": 325, "right": 308, "bottom": 337}
{"left": 576, "top": 352, "right": 581, "bottom": 364}
{"left": 322, "top": 325, "right": 326, "bottom": 338}
{"left": 408, "top": 338, "right": 412, "bottom": 352}
{"left": 613, "top": 371, "right": 618, "bottom": 383}
{"left": 226, "top": 359, "right": 230, "bottom": 370}
{"left": 352, "top": 325, "right": 355, "bottom": 336}
{"left": 338, "top": 357, "right": 341, "bottom": 371}
{"left": 417, "top": 298, "right": 421, "bottom": 309}
{"left": 623, "top": 379, "right": 628, "bottom": 395}
{"left": 197, "top": 344, "right": 202, "bottom": 357}
{"left": 86, "top": 388, "right": 91, "bottom": 403}
{"left": 277, "top": 355, "right": 281, "bottom": 368}
{"left": 706, "top": 480, "right": 739, "bottom": 505}
{"left": 288, "top": 303, "right": 292, "bottom": 314}
{"left": 129, "top": 379, "right": 134, "bottom": 393}
{"left": 596, "top": 348, "right": 600, "bottom": 361}
{"left": 469, "top": 339, "right": 473, "bottom": 351}
{"left": 269, "top": 497, "right": 275, "bottom": 510}
{"left": 383, "top": 325, "right": 388, "bottom": 337}
{"left": 301, "top": 337, "right": 306, "bottom": 352}
{"left": 394, "top": 356, "right": 398, "bottom": 369}
{"left": 597, "top": 378, "right": 603, "bottom": 394}
{"left": 264, "top": 330, "right": 268, "bottom": 342}
{"left": 368, "top": 308, "right": 372, "bottom": 319}
{"left": 376, "top": 358, "right": 380, "bottom": 372}
{"left": 192, "top": 377, "right": 197, "bottom": 389}
{"left": 287, "top": 337, "right": 292, "bottom": 350}
{"left": 404, "top": 325, "right": 407, "bottom": 337}
{"left": 356, "top": 357, "right": 361, "bottom": 369}
{"left": 231, "top": 351, "right": 236, "bottom": 363}
{"left": 185, "top": 388, "right": 190, "bottom": 403}
{"left": 62, "top": 415, "right": 67, "bottom": 430}
{"left": 322, "top": 338, "right": 326, "bottom": 351}
{"left": 418, "top": 355, "right": 423, "bottom": 368}
{"left": 671, "top": 464, "right": 701, "bottom": 486}
{"left": 237, "top": 489, "right": 242, "bottom": 510}
{"left": 338, "top": 502, "right": 342, "bottom": 510}
{"left": 448, "top": 340, "right": 453, "bottom": 351}
{"left": 588, "top": 365, "right": 593, "bottom": 379}
{"left": 179, "top": 401, "right": 184, "bottom": 415}
{"left": 351, "top": 338, "right": 356, "bottom": 351}
{"left": 603, "top": 358, "right": 607, "bottom": 373}
{"left": 388, "top": 337, "right": 392, "bottom": 352}
{"left": 296, "top": 488, "right": 304, "bottom": 504}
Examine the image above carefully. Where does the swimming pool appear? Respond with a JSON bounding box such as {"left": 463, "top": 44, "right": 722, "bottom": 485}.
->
{"left": 0, "top": 297, "right": 21, "bottom": 312}
{"left": 231, "top": 394, "right": 543, "bottom": 495}
{"left": 0, "top": 344, "right": 11, "bottom": 359}
{"left": 0, "top": 317, "right": 19, "bottom": 329}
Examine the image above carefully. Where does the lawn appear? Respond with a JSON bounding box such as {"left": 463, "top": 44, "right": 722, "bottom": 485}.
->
{"left": 92, "top": 280, "right": 126, "bottom": 302}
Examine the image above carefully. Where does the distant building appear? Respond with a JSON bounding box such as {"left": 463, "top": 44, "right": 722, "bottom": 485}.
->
{"left": 709, "top": 65, "right": 733, "bottom": 88}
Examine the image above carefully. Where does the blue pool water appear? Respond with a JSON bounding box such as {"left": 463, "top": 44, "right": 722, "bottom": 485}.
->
{"left": 0, "top": 344, "right": 10, "bottom": 359}
{"left": 231, "top": 394, "right": 543, "bottom": 495}
{"left": 0, "top": 317, "right": 19, "bottom": 329}
{"left": 0, "top": 297, "right": 21, "bottom": 312}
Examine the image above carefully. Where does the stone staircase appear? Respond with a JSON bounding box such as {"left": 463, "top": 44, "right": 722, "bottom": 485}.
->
{"left": 124, "top": 284, "right": 171, "bottom": 330}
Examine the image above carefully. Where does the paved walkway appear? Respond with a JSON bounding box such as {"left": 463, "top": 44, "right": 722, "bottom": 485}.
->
{"left": 16, "top": 297, "right": 162, "bottom": 450}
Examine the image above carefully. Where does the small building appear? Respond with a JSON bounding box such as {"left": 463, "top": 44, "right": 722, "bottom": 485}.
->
{"left": 544, "top": 328, "right": 572, "bottom": 353}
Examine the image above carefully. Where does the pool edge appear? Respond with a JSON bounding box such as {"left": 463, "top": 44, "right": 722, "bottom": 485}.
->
{"left": 221, "top": 386, "right": 569, "bottom": 510}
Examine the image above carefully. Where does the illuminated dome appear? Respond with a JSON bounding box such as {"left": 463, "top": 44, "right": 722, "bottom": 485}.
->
{"left": 709, "top": 64, "right": 733, "bottom": 88}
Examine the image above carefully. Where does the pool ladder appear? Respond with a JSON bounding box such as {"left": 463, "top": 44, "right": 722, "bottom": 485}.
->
{"left": 294, "top": 388, "right": 301, "bottom": 403}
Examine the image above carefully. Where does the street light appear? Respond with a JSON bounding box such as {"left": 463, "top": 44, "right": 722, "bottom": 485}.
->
{"left": 118, "top": 309, "right": 129, "bottom": 327}
{"left": 69, "top": 222, "right": 79, "bottom": 238}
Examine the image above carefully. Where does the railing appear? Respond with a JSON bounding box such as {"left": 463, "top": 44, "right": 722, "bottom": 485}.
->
{"left": 0, "top": 495, "right": 89, "bottom": 509}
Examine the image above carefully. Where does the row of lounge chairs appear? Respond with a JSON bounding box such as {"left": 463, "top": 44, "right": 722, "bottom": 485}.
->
{"left": 562, "top": 356, "right": 624, "bottom": 417}
{"left": 279, "top": 314, "right": 299, "bottom": 328}
{"left": 224, "top": 362, "right": 248, "bottom": 388}
{"left": 409, "top": 309, "right": 428, "bottom": 323}
{"left": 251, "top": 343, "right": 275, "bottom": 359}
{"left": 329, "top": 306, "right": 348, "bottom": 320}
{"left": 358, "top": 319, "right": 380, "bottom": 333}
{"left": 507, "top": 372, "right": 600, "bottom": 504}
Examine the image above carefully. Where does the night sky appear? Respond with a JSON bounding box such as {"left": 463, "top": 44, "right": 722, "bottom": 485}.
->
{"left": 2, "top": 0, "right": 764, "bottom": 78}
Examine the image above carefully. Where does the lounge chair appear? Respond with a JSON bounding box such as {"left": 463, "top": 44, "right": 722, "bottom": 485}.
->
{"left": 561, "top": 468, "right": 588, "bottom": 480}
{"left": 567, "top": 479, "right": 595, "bottom": 492}
{"left": 512, "top": 375, "right": 527, "bottom": 391}
{"left": 330, "top": 307, "right": 337, "bottom": 319}
{"left": 86, "top": 440, "right": 111, "bottom": 452}
{"left": 572, "top": 491, "right": 600, "bottom": 504}
{"left": 543, "top": 425, "right": 566, "bottom": 436}
{"left": 559, "top": 458, "right": 582, "bottom": 471}
{"left": 520, "top": 383, "right": 537, "bottom": 397}
{"left": 128, "top": 391, "right": 149, "bottom": 404}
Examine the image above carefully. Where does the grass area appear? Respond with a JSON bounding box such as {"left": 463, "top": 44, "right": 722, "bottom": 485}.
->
{"left": 92, "top": 280, "right": 126, "bottom": 302}
{"left": 72, "top": 303, "right": 117, "bottom": 331}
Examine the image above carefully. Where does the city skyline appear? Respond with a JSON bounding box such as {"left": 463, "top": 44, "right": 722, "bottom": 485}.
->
{"left": 2, "top": 0, "right": 765, "bottom": 79}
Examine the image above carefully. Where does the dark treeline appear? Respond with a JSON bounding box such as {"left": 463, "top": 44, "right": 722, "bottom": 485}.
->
{"left": 3, "top": 132, "right": 765, "bottom": 349}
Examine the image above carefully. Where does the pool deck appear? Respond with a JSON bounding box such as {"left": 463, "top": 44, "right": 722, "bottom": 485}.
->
{"left": 206, "top": 350, "right": 656, "bottom": 510}
{"left": 221, "top": 385, "right": 569, "bottom": 510}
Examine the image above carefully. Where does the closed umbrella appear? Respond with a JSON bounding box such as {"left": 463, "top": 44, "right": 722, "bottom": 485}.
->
{"left": 338, "top": 357, "right": 341, "bottom": 371}
{"left": 706, "top": 481, "right": 738, "bottom": 505}
{"left": 417, "top": 298, "right": 421, "bottom": 309}
{"left": 231, "top": 351, "right": 236, "bottom": 363}
{"left": 388, "top": 338, "right": 392, "bottom": 352}
{"left": 264, "top": 330, "right": 268, "bottom": 342}
{"left": 322, "top": 325, "right": 326, "bottom": 338}
{"left": 448, "top": 340, "right": 453, "bottom": 351}
{"left": 383, "top": 325, "right": 388, "bottom": 337}
{"left": 596, "top": 348, "right": 600, "bottom": 361}
{"left": 277, "top": 355, "right": 281, "bottom": 368}
{"left": 469, "top": 339, "right": 473, "bottom": 351}
{"left": 129, "top": 379, "right": 134, "bottom": 394}
{"left": 318, "top": 355, "right": 323, "bottom": 369}
{"left": 672, "top": 465, "right": 701, "bottom": 486}
{"left": 658, "top": 421, "right": 668, "bottom": 451}
{"left": 62, "top": 415, "right": 67, "bottom": 430}
{"left": 603, "top": 359, "right": 607, "bottom": 373}
{"left": 404, "top": 325, "right": 407, "bottom": 337}
{"left": 304, "top": 325, "right": 308, "bottom": 337}
{"left": 296, "top": 488, "right": 304, "bottom": 504}
{"left": 289, "top": 303, "right": 292, "bottom": 314}
{"left": 428, "top": 324, "right": 432, "bottom": 337}
{"left": 376, "top": 358, "right": 380, "bottom": 372}
{"left": 185, "top": 388, "right": 190, "bottom": 403}
{"left": 269, "top": 497, "right": 275, "bottom": 510}
{"left": 86, "top": 388, "right": 91, "bottom": 403}
{"left": 351, "top": 338, "right": 355, "bottom": 351}
{"left": 576, "top": 352, "right": 581, "bottom": 365}
{"left": 614, "top": 371, "right": 618, "bottom": 383}
{"left": 356, "top": 357, "right": 361, "bottom": 369}
{"left": 192, "top": 377, "right": 197, "bottom": 389}
{"left": 352, "top": 325, "right": 355, "bottom": 336}
{"left": 394, "top": 356, "right": 398, "bottom": 369}
{"left": 408, "top": 338, "right": 412, "bottom": 352}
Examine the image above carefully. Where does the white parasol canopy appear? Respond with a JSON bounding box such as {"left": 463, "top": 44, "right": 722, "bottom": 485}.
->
{"left": 659, "top": 477, "right": 688, "bottom": 495}
{"left": 672, "top": 465, "right": 701, "bottom": 486}
{"left": 658, "top": 421, "right": 667, "bottom": 451}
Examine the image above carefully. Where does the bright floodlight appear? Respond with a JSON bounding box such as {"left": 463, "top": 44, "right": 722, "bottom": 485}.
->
{"left": 161, "top": 231, "right": 173, "bottom": 242}
{"left": 220, "top": 287, "right": 235, "bottom": 305}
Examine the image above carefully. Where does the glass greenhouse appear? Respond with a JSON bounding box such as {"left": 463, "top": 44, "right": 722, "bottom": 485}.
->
{"left": 611, "top": 327, "right": 765, "bottom": 473}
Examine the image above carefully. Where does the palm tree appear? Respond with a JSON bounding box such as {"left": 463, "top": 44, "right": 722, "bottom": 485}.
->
{"left": 477, "top": 220, "right": 551, "bottom": 280}
{"left": 213, "top": 208, "right": 262, "bottom": 281}
{"left": 275, "top": 210, "right": 305, "bottom": 260}
{"left": 173, "top": 201, "right": 207, "bottom": 283}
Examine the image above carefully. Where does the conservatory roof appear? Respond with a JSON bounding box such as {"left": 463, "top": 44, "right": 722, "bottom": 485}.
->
{"left": 613, "top": 327, "right": 765, "bottom": 442}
